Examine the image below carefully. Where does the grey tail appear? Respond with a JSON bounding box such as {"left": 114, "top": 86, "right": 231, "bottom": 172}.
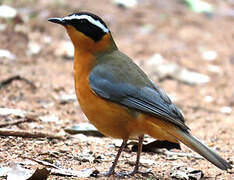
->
{"left": 173, "top": 129, "right": 232, "bottom": 170}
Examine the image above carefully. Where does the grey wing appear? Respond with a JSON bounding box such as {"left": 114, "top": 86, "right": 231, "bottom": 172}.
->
{"left": 89, "top": 64, "right": 189, "bottom": 131}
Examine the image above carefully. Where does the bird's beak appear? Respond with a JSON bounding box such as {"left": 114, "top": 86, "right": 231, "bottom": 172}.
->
{"left": 48, "top": 17, "right": 66, "bottom": 25}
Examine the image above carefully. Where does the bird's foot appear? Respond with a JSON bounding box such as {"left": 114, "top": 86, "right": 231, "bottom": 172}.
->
{"left": 100, "top": 168, "right": 154, "bottom": 177}
{"left": 116, "top": 169, "right": 154, "bottom": 177}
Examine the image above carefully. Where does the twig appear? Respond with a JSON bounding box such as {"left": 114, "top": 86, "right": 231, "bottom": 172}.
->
{"left": 0, "top": 114, "right": 38, "bottom": 128}
{"left": 0, "top": 75, "right": 36, "bottom": 89}
{"left": 0, "top": 119, "right": 29, "bottom": 128}
{"left": 28, "top": 158, "right": 62, "bottom": 169}
{"left": 0, "top": 128, "right": 64, "bottom": 140}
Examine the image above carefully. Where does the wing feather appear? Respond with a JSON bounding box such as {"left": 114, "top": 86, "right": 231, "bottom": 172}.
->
{"left": 89, "top": 63, "right": 189, "bottom": 130}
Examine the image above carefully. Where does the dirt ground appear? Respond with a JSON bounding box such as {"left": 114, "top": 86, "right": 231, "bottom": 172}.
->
{"left": 0, "top": 0, "right": 233, "bottom": 179}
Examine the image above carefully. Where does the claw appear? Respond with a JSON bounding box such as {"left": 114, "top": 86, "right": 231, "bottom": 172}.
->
{"left": 114, "top": 170, "right": 154, "bottom": 177}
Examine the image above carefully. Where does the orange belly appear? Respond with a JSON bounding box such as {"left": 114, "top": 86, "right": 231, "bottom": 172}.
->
{"left": 74, "top": 51, "right": 177, "bottom": 142}
{"left": 75, "top": 69, "right": 140, "bottom": 139}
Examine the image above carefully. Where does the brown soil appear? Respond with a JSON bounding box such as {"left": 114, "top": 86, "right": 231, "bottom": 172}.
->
{"left": 0, "top": 0, "right": 233, "bottom": 179}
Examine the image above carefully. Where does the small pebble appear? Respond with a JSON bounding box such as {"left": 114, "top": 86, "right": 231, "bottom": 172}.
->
{"left": 220, "top": 106, "right": 232, "bottom": 114}
{"left": 207, "top": 65, "right": 221, "bottom": 73}
{"left": 202, "top": 50, "right": 217, "bottom": 61}
{"left": 140, "top": 158, "right": 154, "bottom": 166}
{"left": 59, "top": 93, "right": 76, "bottom": 104}
{"left": 26, "top": 41, "right": 41, "bottom": 56}
{"left": 0, "top": 5, "right": 17, "bottom": 19}
{"left": 204, "top": 96, "right": 213, "bottom": 103}
{"left": 65, "top": 123, "right": 104, "bottom": 137}
{"left": 0, "top": 24, "right": 6, "bottom": 31}
{"left": 39, "top": 114, "right": 59, "bottom": 122}
{"left": 0, "top": 49, "right": 16, "bottom": 61}
{"left": 55, "top": 41, "right": 74, "bottom": 58}
{"left": 73, "top": 134, "right": 89, "bottom": 142}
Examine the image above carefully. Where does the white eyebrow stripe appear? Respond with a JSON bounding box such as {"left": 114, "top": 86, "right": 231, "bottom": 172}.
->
{"left": 63, "top": 14, "right": 109, "bottom": 33}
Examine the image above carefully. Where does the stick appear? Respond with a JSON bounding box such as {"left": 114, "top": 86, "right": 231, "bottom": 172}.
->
{"left": 0, "top": 115, "right": 37, "bottom": 128}
{"left": 28, "top": 158, "right": 62, "bottom": 169}
{"left": 0, "top": 75, "right": 36, "bottom": 89}
{"left": 0, "top": 119, "right": 30, "bottom": 128}
{"left": 0, "top": 113, "right": 39, "bottom": 128}
{"left": 0, "top": 128, "right": 64, "bottom": 140}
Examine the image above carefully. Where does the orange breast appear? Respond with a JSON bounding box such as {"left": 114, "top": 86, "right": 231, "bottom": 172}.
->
{"left": 74, "top": 50, "right": 137, "bottom": 139}
{"left": 73, "top": 50, "right": 177, "bottom": 142}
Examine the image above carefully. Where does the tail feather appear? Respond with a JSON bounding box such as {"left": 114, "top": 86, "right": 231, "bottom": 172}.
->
{"left": 171, "top": 129, "right": 232, "bottom": 170}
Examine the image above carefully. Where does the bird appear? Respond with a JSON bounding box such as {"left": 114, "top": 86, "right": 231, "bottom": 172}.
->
{"left": 48, "top": 12, "right": 232, "bottom": 176}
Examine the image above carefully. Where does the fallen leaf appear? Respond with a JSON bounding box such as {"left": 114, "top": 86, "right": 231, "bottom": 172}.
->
{"left": 170, "top": 165, "right": 204, "bottom": 180}
{"left": 27, "top": 168, "right": 50, "bottom": 180}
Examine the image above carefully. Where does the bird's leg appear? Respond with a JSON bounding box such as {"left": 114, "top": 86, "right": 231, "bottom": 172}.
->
{"left": 103, "top": 139, "right": 128, "bottom": 176}
{"left": 116, "top": 135, "right": 145, "bottom": 177}
{"left": 129, "top": 135, "right": 144, "bottom": 175}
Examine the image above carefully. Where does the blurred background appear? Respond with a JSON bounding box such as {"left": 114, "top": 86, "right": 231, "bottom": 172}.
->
{"left": 0, "top": 0, "right": 233, "bottom": 179}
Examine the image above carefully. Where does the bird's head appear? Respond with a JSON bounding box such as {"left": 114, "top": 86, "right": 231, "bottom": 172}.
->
{"left": 48, "top": 12, "right": 117, "bottom": 53}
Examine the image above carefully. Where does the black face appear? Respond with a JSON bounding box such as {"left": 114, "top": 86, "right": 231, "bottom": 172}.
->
{"left": 65, "top": 12, "right": 109, "bottom": 42}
